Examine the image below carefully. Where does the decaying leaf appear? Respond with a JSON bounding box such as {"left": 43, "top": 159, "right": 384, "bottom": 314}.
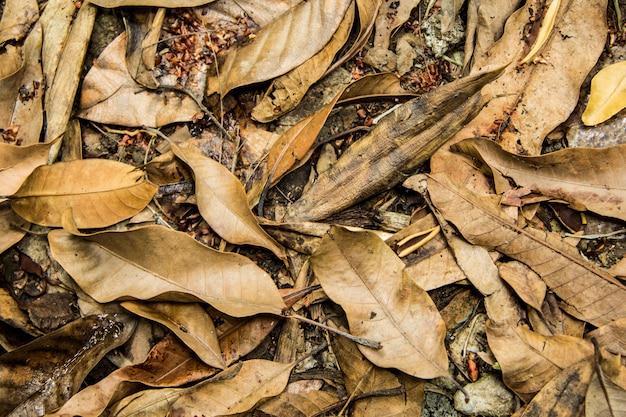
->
{"left": 426, "top": 172, "right": 626, "bottom": 327}
{"left": 48, "top": 226, "right": 287, "bottom": 317}
{"left": 10, "top": 159, "right": 157, "bottom": 228}
{"left": 583, "top": 60, "right": 626, "bottom": 126}
{"left": 285, "top": 67, "right": 502, "bottom": 222}
{"left": 0, "top": 314, "right": 136, "bottom": 416}
{"left": 453, "top": 138, "right": 626, "bottom": 222}
{"left": 310, "top": 226, "right": 448, "bottom": 379}
{"left": 170, "top": 137, "right": 286, "bottom": 260}
{"left": 121, "top": 301, "right": 225, "bottom": 369}
{"left": 206, "top": 0, "right": 353, "bottom": 97}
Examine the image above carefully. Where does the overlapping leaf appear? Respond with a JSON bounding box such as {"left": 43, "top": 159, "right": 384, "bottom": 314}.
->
{"left": 10, "top": 159, "right": 157, "bottom": 228}
{"left": 310, "top": 226, "right": 448, "bottom": 379}
{"left": 583, "top": 60, "right": 626, "bottom": 126}
{"left": 48, "top": 226, "right": 287, "bottom": 317}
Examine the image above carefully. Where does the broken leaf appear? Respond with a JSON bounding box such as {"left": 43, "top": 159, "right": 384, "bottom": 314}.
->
{"left": 206, "top": 0, "right": 353, "bottom": 96}
{"left": 48, "top": 226, "right": 287, "bottom": 317}
{"left": 583, "top": 60, "right": 626, "bottom": 126}
{"left": 453, "top": 138, "right": 626, "bottom": 222}
{"left": 121, "top": 301, "right": 225, "bottom": 369}
{"left": 0, "top": 314, "right": 136, "bottom": 416}
{"left": 310, "top": 226, "right": 448, "bottom": 379}
{"left": 426, "top": 172, "right": 626, "bottom": 327}
{"left": 10, "top": 158, "right": 157, "bottom": 228}
{"left": 170, "top": 138, "right": 286, "bottom": 260}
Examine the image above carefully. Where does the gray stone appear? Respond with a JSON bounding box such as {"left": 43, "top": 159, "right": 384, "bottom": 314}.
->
{"left": 454, "top": 374, "right": 516, "bottom": 416}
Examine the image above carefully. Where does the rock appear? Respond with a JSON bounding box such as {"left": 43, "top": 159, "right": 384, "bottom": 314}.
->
{"left": 454, "top": 374, "right": 516, "bottom": 416}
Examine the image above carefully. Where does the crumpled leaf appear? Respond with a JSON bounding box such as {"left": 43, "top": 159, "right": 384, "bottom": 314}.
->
{"left": 426, "top": 172, "right": 626, "bottom": 327}
{"left": 10, "top": 159, "right": 157, "bottom": 228}
{"left": 206, "top": 0, "right": 353, "bottom": 96}
{"left": 48, "top": 226, "right": 287, "bottom": 317}
{"left": 453, "top": 138, "right": 626, "bottom": 222}
{"left": 582, "top": 60, "right": 626, "bottom": 126}
{"left": 486, "top": 320, "right": 593, "bottom": 401}
{"left": 310, "top": 226, "right": 448, "bottom": 379}
{"left": 170, "top": 137, "right": 286, "bottom": 261}
{"left": 50, "top": 333, "right": 216, "bottom": 417}
{"left": 0, "top": 314, "right": 136, "bottom": 417}
{"left": 250, "top": 3, "right": 355, "bottom": 122}
{"left": 121, "top": 301, "right": 225, "bottom": 369}
{"left": 77, "top": 32, "right": 201, "bottom": 127}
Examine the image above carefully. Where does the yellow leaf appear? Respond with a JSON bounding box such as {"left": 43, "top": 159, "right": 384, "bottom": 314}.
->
{"left": 582, "top": 60, "right": 626, "bottom": 126}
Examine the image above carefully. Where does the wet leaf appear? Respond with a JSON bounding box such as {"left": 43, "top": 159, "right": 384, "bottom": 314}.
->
{"left": 48, "top": 226, "right": 287, "bottom": 317}
{"left": 121, "top": 301, "right": 225, "bottom": 369}
{"left": 486, "top": 320, "right": 593, "bottom": 401}
{"left": 453, "top": 138, "right": 626, "bottom": 222}
{"left": 426, "top": 172, "right": 626, "bottom": 327}
{"left": 77, "top": 32, "right": 201, "bottom": 128}
{"left": 0, "top": 314, "right": 136, "bottom": 416}
{"left": 170, "top": 138, "right": 286, "bottom": 261}
{"left": 310, "top": 226, "right": 448, "bottom": 379}
{"left": 10, "top": 159, "right": 158, "bottom": 228}
{"left": 206, "top": 0, "right": 353, "bottom": 96}
{"left": 51, "top": 333, "right": 216, "bottom": 417}
{"left": 583, "top": 60, "right": 626, "bottom": 126}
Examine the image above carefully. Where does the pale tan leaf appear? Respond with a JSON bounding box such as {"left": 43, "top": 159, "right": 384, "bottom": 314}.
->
{"left": 519, "top": 0, "right": 561, "bottom": 65}
{"left": 168, "top": 359, "right": 296, "bottom": 416}
{"left": 256, "top": 390, "right": 339, "bottom": 417}
{"left": 583, "top": 61, "right": 626, "bottom": 126}
{"left": 90, "top": 0, "right": 216, "bottom": 7}
{"left": 48, "top": 226, "right": 287, "bottom": 317}
{"left": 121, "top": 301, "right": 225, "bottom": 369}
{"left": 453, "top": 138, "right": 626, "bottom": 222}
{"left": 206, "top": 0, "right": 353, "bottom": 96}
{"left": 512, "top": 356, "right": 593, "bottom": 417}
{"left": 77, "top": 33, "right": 201, "bottom": 128}
{"left": 197, "top": 0, "right": 303, "bottom": 28}
{"left": 310, "top": 226, "right": 448, "bottom": 379}
{"left": 250, "top": 3, "right": 355, "bottom": 122}
{"left": 170, "top": 138, "right": 286, "bottom": 261}
{"left": 0, "top": 314, "right": 136, "bottom": 417}
{"left": 586, "top": 374, "right": 626, "bottom": 417}
{"left": 0, "top": 140, "right": 56, "bottom": 201}
{"left": 50, "top": 333, "right": 216, "bottom": 417}
{"left": 0, "top": 0, "right": 38, "bottom": 46}
{"left": 10, "top": 159, "right": 157, "bottom": 228}
{"left": 426, "top": 172, "right": 626, "bottom": 327}
{"left": 486, "top": 320, "right": 593, "bottom": 401}
{"left": 40, "top": 0, "right": 75, "bottom": 91}
{"left": 498, "top": 261, "right": 547, "bottom": 312}
{"left": 586, "top": 318, "right": 626, "bottom": 357}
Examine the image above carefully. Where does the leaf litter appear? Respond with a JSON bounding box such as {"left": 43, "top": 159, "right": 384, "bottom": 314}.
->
{"left": 1, "top": 0, "right": 626, "bottom": 416}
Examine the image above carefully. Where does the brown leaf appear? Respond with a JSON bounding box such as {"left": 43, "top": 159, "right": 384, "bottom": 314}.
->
{"left": 255, "top": 390, "right": 340, "bottom": 417}
{"left": 77, "top": 32, "right": 201, "bottom": 128}
{"left": 170, "top": 138, "right": 286, "bottom": 261}
{"left": 337, "top": 72, "right": 416, "bottom": 106}
{"left": 0, "top": 0, "right": 39, "bottom": 46}
{"left": 250, "top": 3, "right": 355, "bottom": 122}
{"left": 586, "top": 374, "right": 626, "bottom": 417}
{"left": 498, "top": 261, "right": 547, "bottom": 313}
{"left": 89, "top": 0, "right": 216, "bottom": 7}
{"left": 48, "top": 226, "right": 287, "bottom": 317}
{"left": 454, "top": 138, "right": 626, "bottom": 222}
{"left": 206, "top": 0, "right": 353, "bottom": 96}
{"left": 512, "top": 356, "right": 593, "bottom": 417}
{"left": 585, "top": 318, "right": 626, "bottom": 357}
{"left": 50, "top": 333, "right": 216, "bottom": 417}
{"left": 0, "top": 141, "right": 56, "bottom": 201}
{"left": 0, "top": 314, "right": 136, "bottom": 416}
{"left": 486, "top": 320, "right": 593, "bottom": 401}
{"left": 121, "top": 301, "right": 225, "bottom": 369}
{"left": 10, "top": 159, "right": 157, "bottom": 228}
{"left": 310, "top": 226, "right": 448, "bottom": 379}
{"left": 426, "top": 172, "right": 626, "bottom": 327}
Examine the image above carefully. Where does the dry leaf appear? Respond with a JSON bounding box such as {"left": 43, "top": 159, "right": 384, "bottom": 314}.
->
{"left": 583, "top": 60, "right": 626, "bottom": 126}
{"left": 498, "top": 261, "right": 547, "bottom": 313}
{"left": 453, "top": 138, "right": 626, "bottom": 222}
{"left": 337, "top": 72, "right": 415, "bottom": 106}
{"left": 586, "top": 374, "right": 626, "bottom": 417}
{"left": 170, "top": 138, "right": 286, "bottom": 261}
{"left": 519, "top": 0, "right": 561, "bottom": 65}
{"left": 40, "top": 0, "right": 75, "bottom": 92}
{"left": 121, "top": 301, "right": 225, "bottom": 369}
{"left": 0, "top": 140, "right": 56, "bottom": 202}
{"left": 250, "top": 3, "right": 355, "bottom": 122}
{"left": 206, "top": 0, "right": 353, "bottom": 96}
{"left": 486, "top": 320, "right": 593, "bottom": 401}
{"left": 0, "top": 314, "right": 136, "bottom": 416}
{"left": 77, "top": 32, "right": 201, "bottom": 128}
{"left": 48, "top": 226, "right": 287, "bottom": 317}
{"left": 50, "top": 333, "right": 216, "bottom": 417}
{"left": 197, "top": 0, "right": 304, "bottom": 28}
{"left": 122, "top": 8, "right": 164, "bottom": 89}
{"left": 90, "top": 0, "right": 216, "bottom": 7}
{"left": 426, "top": 172, "right": 626, "bottom": 327}
{"left": 0, "top": 0, "right": 39, "bottom": 46}
{"left": 255, "top": 391, "right": 340, "bottom": 417}
{"left": 585, "top": 318, "right": 626, "bottom": 357}
{"left": 10, "top": 159, "right": 157, "bottom": 228}
{"left": 310, "top": 226, "right": 448, "bottom": 379}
